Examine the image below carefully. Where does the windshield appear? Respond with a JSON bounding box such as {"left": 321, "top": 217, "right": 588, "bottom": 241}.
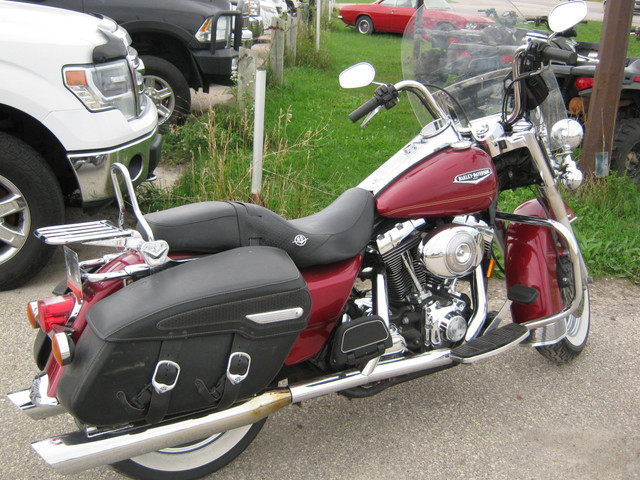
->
{"left": 401, "top": 0, "right": 568, "bottom": 146}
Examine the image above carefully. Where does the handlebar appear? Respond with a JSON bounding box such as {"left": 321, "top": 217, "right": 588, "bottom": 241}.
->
{"left": 349, "top": 97, "right": 381, "bottom": 123}
{"left": 540, "top": 43, "right": 578, "bottom": 65}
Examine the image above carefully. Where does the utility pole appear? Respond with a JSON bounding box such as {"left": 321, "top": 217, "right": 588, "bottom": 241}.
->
{"left": 580, "top": 1, "right": 634, "bottom": 176}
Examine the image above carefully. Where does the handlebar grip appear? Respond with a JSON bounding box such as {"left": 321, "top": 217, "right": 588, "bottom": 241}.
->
{"left": 540, "top": 44, "right": 578, "bottom": 65}
{"left": 349, "top": 97, "right": 380, "bottom": 123}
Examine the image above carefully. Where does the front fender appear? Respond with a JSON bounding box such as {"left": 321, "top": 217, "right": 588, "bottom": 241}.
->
{"left": 505, "top": 199, "right": 565, "bottom": 323}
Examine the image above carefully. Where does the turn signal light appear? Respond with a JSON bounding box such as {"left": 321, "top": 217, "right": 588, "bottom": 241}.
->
{"left": 574, "top": 77, "right": 594, "bottom": 91}
{"left": 27, "top": 301, "right": 39, "bottom": 329}
{"left": 36, "top": 294, "right": 76, "bottom": 333}
{"left": 52, "top": 332, "right": 75, "bottom": 366}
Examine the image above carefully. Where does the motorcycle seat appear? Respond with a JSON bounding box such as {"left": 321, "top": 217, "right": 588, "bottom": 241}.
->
{"left": 141, "top": 187, "right": 375, "bottom": 268}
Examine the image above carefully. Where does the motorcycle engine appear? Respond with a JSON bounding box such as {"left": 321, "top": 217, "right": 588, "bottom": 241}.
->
{"left": 368, "top": 216, "right": 493, "bottom": 352}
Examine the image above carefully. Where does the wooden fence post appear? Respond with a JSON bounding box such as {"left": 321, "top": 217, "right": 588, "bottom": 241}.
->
{"left": 286, "top": 15, "right": 298, "bottom": 65}
{"left": 269, "top": 17, "right": 286, "bottom": 86}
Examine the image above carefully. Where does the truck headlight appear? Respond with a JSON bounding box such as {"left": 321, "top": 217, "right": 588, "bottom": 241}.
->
{"left": 196, "top": 15, "right": 232, "bottom": 44}
{"left": 63, "top": 59, "right": 137, "bottom": 120}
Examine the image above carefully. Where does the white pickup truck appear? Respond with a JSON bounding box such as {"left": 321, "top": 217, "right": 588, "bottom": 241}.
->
{"left": 0, "top": 1, "right": 161, "bottom": 290}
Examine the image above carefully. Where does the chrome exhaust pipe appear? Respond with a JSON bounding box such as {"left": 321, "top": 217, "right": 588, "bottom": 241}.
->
{"left": 32, "top": 390, "right": 292, "bottom": 475}
{"left": 8, "top": 372, "right": 66, "bottom": 420}
{"left": 29, "top": 348, "right": 454, "bottom": 474}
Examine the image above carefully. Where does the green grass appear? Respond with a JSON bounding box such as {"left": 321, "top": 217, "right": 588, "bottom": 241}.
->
{"left": 149, "top": 17, "right": 640, "bottom": 283}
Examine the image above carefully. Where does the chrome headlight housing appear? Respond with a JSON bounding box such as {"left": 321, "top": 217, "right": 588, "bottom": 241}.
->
{"left": 63, "top": 59, "right": 137, "bottom": 120}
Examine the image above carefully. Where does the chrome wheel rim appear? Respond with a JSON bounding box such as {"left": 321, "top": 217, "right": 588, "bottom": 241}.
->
{"left": 143, "top": 75, "right": 175, "bottom": 126}
{"left": 0, "top": 174, "right": 30, "bottom": 264}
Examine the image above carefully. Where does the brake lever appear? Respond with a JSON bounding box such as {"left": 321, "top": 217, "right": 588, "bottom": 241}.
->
{"left": 361, "top": 105, "right": 383, "bottom": 128}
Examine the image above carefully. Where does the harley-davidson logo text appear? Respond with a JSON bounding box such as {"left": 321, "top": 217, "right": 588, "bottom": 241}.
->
{"left": 454, "top": 168, "right": 492, "bottom": 184}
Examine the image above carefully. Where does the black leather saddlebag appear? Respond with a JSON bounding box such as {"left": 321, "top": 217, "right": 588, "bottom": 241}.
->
{"left": 57, "top": 247, "right": 311, "bottom": 426}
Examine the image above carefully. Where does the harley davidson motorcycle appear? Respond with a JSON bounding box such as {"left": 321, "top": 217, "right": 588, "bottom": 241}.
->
{"left": 8, "top": 1, "right": 590, "bottom": 479}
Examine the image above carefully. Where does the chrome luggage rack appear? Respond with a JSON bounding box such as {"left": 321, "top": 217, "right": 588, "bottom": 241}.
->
{"left": 35, "top": 220, "right": 137, "bottom": 246}
{"left": 35, "top": 164, "right": 170, "bottom": 285}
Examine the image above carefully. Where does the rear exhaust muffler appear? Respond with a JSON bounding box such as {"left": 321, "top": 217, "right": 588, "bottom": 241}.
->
{"left": 28, "top": 349, "right": 453, "bottom": 474}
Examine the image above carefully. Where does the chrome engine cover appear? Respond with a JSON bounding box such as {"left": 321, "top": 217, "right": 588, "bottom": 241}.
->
{"left": 418, "top": 225, "right": 484, "bottom": 279}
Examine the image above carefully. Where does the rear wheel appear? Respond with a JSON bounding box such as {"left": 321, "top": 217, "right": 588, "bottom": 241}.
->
{"left": 611, "top": 117, "right": 640, "bottom": 185}
{"left": 356, "top": 15, "right": 374, "bottom": 35}
{"left": 112, "top": 419, "right": 267, "bottom": 480}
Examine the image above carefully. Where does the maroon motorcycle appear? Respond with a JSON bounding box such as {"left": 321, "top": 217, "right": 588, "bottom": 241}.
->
{"left": 9, "top": 2, "right": 590, "bottom": 479}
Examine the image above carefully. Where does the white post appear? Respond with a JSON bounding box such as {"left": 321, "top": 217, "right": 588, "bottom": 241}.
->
{"left": 316, "top": 0, "right": 321, "bottom": 52}
{"left": 251, "top": 70, "right": 266, "bottom": 197}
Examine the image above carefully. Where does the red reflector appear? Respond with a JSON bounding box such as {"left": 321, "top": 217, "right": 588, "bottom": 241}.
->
{"left": 575, "top": 77, "right": 594, "bottom": 91}
{"left": 501, "top": 55, "right": 513, "bottom": 64}
{"left": 37, "top": 294, "right": 75, "bottom": 333}
{"left": 448, "top": 37, "right": 459, "bottom": 43}
{"left": 459, "top": 50, "right": 471, "bottom": 58}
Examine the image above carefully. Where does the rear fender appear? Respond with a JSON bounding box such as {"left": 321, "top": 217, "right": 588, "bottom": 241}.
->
{"left": 505, "top": 199, "right": 573, "bottom": 323}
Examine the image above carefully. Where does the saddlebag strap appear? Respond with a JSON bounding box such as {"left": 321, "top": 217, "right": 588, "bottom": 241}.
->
{"left": 195, "top": 333, "right": 251, "bottom": 410}
{"left": 146, "top": 340, "right": 183, "bottom": 424}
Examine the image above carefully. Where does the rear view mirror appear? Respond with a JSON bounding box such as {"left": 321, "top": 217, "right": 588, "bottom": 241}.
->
{"left": 339, "top": 62, "right": 376, "bottom": 89}
{"left": 548, "top": 1, "right": 587, "bottom": 33}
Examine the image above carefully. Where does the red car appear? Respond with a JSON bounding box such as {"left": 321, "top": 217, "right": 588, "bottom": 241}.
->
{"left": 339, "top": 0, "right": 493, "bottom": 35}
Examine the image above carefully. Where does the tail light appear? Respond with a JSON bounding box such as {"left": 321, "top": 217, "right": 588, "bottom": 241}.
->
{"left": 501, "top": 54, "right": 513, "bottom": 64}
{"left": 34, "top": 294, "right": 76, "bottom": 333}
{"left": 575, "top": 77, "right": 594, "bottom": 91}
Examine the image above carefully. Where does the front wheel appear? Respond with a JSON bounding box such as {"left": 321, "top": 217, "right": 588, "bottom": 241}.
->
{"left": 0, "top": 133, "right": 64, "bottom": 290}
{"left": 141, "top": 55, "right": 191, "bottom": 127}
{"left": 535, "top": 286, "right": 590, "bottom": 364}
{"left": 112, "top": 419, "right": 267, "bottom": 480}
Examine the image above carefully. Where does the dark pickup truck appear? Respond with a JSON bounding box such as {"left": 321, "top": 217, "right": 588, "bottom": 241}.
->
{"left": 14, "top": 0, "right": 243, "bottom": 125}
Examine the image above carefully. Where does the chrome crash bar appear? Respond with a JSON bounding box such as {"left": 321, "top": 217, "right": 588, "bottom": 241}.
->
{"left": 495, "top": 211, "right": 584, "bottom": 330}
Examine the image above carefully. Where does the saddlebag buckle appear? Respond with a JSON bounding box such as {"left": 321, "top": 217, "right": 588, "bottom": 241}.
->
{"left": 152, "top": 360, "right": 181, "bottom": 394}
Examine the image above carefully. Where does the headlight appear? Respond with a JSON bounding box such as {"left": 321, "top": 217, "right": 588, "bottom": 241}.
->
{"left": 63, "top": 59, "right": 137, "bottom": 120}
{"left": 465, "top": 22, "right": 478, "bottom": 29}
{"left": 216, "top": 16, "right": 232, "bottom": 43}
{"left": 196, "top": 16, "right": 232, "bottom": 44}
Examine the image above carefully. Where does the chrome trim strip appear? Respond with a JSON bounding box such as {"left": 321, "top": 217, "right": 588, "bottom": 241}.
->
{"left": 358, "top": 125, "right": 460, "bottom": 195}
{"left": 246, "top": 307, "right": 304, "bottom": 324}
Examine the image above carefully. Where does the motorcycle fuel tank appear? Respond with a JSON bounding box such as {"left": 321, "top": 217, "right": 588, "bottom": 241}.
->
{"left": 375, "top": 146, "right": 497, "bottom": 218}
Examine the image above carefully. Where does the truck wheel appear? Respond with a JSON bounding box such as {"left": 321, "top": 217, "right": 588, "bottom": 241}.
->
{"left": 0, "top": 133, "right": 64, "bottom": 290}
{"left": 141, "top": 55, "right": 191, "bottom": 127}
{"left": 611, "top": 117, "right": 640, "bottom": 185}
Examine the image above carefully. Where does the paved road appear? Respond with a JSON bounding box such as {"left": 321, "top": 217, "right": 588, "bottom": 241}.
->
{"left": 1, "top": 207, "right": 639, "bottom": 480}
